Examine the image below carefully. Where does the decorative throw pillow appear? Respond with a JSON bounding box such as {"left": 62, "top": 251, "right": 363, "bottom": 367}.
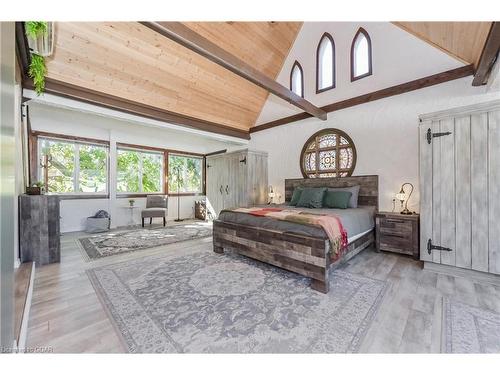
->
{"left": 323, "top": 190, "right": 352, "bottom": 209}
{"left": 296, "top": 188, "right": 327, "bottom": 208}
{"left": 289, "top": 187, "right": 303, "bottom": 206}
{"left": 328, "top": 185, "right": 360, "bottom": 208}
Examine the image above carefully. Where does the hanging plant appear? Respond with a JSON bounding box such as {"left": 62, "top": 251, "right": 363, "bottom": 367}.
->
{"left": 25, "top": 21, "right": 53, "bottom": 95}
{"left": 25, "top": 21, "right": 48, "bottom": 39}
{"left": 28, "top": 54, "right": 47, "bottom": 95}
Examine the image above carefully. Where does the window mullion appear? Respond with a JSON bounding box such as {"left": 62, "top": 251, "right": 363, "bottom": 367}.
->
{"left": 139, "top": 152, "right": 143, "bottom": 193}
{"left": 74, "top": 143, "right": 80, "bottom": 192}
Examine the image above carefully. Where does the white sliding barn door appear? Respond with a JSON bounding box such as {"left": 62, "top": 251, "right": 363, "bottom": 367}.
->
{"left": 419, "top": 101, "right": 500, "bottom": 275}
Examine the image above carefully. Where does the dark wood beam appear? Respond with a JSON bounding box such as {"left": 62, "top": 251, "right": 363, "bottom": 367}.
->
{"left": 250, "top": 64, "right": 474, "bottom": 133}
{"left": 23, "top": 78, "right": 250, "bottom": 140}
{"left": 204, "top": 149, "right": 227, "bottom": 157}
{"left": 15, "top": 21, "right": 30, "bottom": 82}
{"left": 473, "top": 22, "right": 500, "bottom": 86}
{"left": 18, "top": 22, "right": 248, "bottom": 140}
{"left": 140, "top": 21, "right": 327, "bottom": 121}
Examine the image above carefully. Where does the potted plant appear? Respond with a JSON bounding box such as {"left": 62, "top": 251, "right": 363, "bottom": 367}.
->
{"left": 25, "top": 21, "right": 54, "bottom": 95}
{"left": 26, "top": 181, "right": 45, "bottom": 195}
{"left": 25, "top": 21, "right": 54, "bottom": 57}
{"left": 128, "top": 199, "right": 135, "bottom": 207}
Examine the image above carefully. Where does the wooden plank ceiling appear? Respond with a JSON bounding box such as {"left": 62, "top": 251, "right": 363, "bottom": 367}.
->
{"left": 45, "top": 22, "right": 302, "bottom": 131}
{"left": 393, "top": 22, "right": 493, "bottom": 68}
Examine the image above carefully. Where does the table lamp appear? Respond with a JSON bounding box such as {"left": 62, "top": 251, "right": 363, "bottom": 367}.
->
{"left": 268, "top": 186, "right": 275, "bottom": 204}
{"left": 396, "top": 182, "right": 414, "bottom": 215}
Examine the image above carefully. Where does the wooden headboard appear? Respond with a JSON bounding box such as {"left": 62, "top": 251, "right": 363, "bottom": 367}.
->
{"left": 284, "top": 175, "right": 379, "bottom": 209}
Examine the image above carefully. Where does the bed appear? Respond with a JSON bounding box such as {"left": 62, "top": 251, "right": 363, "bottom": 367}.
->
{"left": 212, "top": 175, "right": 378, "bottom": 293}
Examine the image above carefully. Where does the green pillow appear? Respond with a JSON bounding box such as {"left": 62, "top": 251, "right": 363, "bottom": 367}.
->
{"left": 296, "top": 188, "right": 326, "bottom": 208}
{"left": 289, "top": 187, "right": 303, "bottom": 206}
{"left": 323, "top": 190, "right": 352, "bottom": 209}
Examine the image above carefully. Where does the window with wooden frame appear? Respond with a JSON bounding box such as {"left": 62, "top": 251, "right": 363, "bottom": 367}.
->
{"left": 351, "top": 27, "right": 372, "bottom": 81}
{"left": 290, "top": 61, "right": 304, "bottom": 98}
{"left": 168, "top": 154, "right": 204, "bottom": 194}
{"left": 316, "top": 33, "right": 335, "bottom": 93}
{"left": 300, "top": 128, "right": 357, "bottom": 178}
{"left": 37, "top": 136, "right": 109, "bottom": 194}
{"left": 116, "top": 146, "right": 164, "bottom": 194}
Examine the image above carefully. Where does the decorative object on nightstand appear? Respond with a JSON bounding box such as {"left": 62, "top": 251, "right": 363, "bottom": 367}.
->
{"left": 268, "top": 185, "right": 275, "bottom": 204}
{"left": 395, "top": 182, "right": 414, "bottom": 215}
{"left": 375, "top": 212, "right": 420, "bottom": 259}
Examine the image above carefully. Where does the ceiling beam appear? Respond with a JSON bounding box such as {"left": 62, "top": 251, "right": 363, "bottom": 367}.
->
{"left": 473, "top": 22, "right": 500, "bottom": 86}
{"left": 16, "top": 22, "right": 249, "bottom": 140}
{"left": 250, "top": 64, "right": 474, "bottom": 133}
{"left": 140, "top": 21, "right": 327, "bottom": 121}
{"left": 24, "top": 78, "right": 250, "bottom": 140}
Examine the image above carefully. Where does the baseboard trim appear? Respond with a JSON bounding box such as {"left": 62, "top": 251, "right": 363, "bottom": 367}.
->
{"left": 17, "top": 262, "right": 35, "bottom": 351}
{"left": 423, "top": 261, "right": 500, "bottom": 286}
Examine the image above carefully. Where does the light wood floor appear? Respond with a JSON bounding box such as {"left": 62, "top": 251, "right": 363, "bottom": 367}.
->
{"left": 26, "top": 228, "right": 500, "bottom": 353}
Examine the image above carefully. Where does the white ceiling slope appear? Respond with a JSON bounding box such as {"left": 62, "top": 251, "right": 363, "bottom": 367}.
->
{"left": 256, "top": 22, "right": 464, "bottom": 125}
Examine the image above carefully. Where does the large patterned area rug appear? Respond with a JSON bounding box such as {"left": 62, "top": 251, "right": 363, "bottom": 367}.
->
{"left": 78, "top": 222, "right": 212, "bottom": 260}
{"left": 443, "top": 298, "right": 500, "bottom": 353}
{"left": 87, "top": 250, "right": 387, "bottom": 353}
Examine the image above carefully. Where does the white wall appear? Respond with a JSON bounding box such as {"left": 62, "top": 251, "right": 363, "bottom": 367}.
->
{"left": 256, "top": 22, "right": 463, "bottom": 125}
{"left": 28, "top": 103, "right": 241, "bottom": 233}
{"left": 249, "top": 77, "right": 500, "bottom": 212}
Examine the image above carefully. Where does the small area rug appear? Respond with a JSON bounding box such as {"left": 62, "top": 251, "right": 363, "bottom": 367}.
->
{"left": 78, "top": 222, "right": 212, "bottom": 261}
{"left": 443, "top": 298, "right": 500, "bottom": 353}
{"left": 87, "top": 250, "right": 387, "bottom": 353}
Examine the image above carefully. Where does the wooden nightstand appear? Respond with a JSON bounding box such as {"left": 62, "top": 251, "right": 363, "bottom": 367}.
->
{"left": 375, "top": 212, "right": 420, "bottom": 259}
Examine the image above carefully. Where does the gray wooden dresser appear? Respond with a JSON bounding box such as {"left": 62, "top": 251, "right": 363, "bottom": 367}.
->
{"left": 19, "top": 194, "right": 61, "bottom": 265}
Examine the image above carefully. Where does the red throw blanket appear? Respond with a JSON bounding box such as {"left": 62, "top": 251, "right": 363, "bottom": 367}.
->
{"left": 229, "top": 207, "right": 348, "bottom": 261}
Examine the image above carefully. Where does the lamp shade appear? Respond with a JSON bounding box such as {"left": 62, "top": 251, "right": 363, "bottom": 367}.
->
{"left": 395, "top": 192, "right": 405, "bottom": 201}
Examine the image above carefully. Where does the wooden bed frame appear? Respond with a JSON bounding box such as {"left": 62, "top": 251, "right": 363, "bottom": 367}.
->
{"left": 213, "top": 175, "right": 378, "bottom": 293}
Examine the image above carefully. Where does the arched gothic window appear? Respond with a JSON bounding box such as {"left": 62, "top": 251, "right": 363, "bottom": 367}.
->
{"left": 351, "top": 27, "right": 372, "bottom": 81}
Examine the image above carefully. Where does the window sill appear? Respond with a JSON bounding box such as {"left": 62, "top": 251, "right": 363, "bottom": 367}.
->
{"left": 117, "top": 193, "right": 163, "bottom": 198}
{"left": 46, "top": 194, "right": 109, "bottom": 200}
{"left": 169, "top": 193, "right": 204, "bottom": 197}
{"left": 117, "top": 193, "right": 204, "bottom": 198}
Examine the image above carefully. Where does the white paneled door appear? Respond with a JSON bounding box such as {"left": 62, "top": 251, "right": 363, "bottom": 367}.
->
{"left": 419, "top": 101, "right": 500, "bottom": 275}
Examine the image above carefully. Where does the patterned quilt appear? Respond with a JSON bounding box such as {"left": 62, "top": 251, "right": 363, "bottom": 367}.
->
{"left": 227, "top": 207, "right": 348, "bottom": 261}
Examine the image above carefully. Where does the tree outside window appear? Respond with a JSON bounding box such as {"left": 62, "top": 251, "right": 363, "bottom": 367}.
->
{"left": 117, "top": 148, "right": 163, "bottom": 193}
{"left": 168, "top": 154, "right": 203, "bottom": 194}
{"left": 39, "top": 138, "right": 108, "bottom": 194}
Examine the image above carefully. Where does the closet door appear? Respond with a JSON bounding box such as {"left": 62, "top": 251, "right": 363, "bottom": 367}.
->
{"left": 206, "top": 156, "right": 226, "bottom": 216}
{"left": 420, "top": 108, "right": 500, "bottom": 275}
{"left": 218, "top": 156, "right": 230, "bottom": 212}
{"left": 205, "top": 156, "right": 219, "bottom": 216}
{"left": 234, "top": 151, "right": 248, "bottom": 207}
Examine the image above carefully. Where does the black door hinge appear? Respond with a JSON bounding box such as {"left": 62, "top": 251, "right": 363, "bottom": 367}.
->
{"left": 427, "top": 239, "right": 453, "bottom": 255}
{"left": 427, "top": 128, "right": 452, "bottom": 144}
